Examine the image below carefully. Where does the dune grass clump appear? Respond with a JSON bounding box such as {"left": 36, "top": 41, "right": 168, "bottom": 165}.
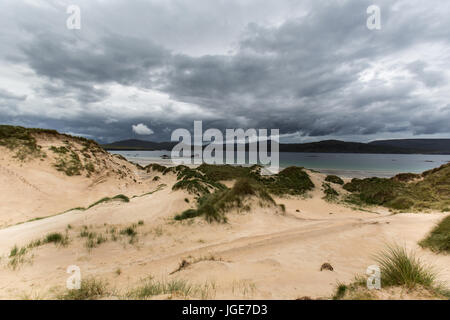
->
{"left": 262, "top": 166, "right": 314, "bottom": 196}
{"left": 127, "top": 278, "right": 193, "bottom": 299}
{"left": 44, "top": 232, "right": 69, "bottom": 246}
{"left": 333, "top": 245, "right": 448, "bottom": 300}
{"left": 80, "top": 227, "right": 107, "bottom": 249}
{"left": 322, "top": 183, "right": 339, "bottom": 201}
{"left": 172, "top": 178, "right": 214, "bottom": 196}
{"left": 197, "top": 164, "right": 261, "bottom": 181}
{"left": 375, "top": 244, "right": 436, "bottom": 289}
{"left": 87, "top": 194, "right": 130, "bottom": 209}
{"left": 8, "top": 245, "right": 28, "bottom": 270}
{"left": 333, "top": 283, "right": 349, "bottom": 300}
{"left": 49, "top": 146, "right": 69, "bottom": 154}
{"left": 58, "top": 278, "right": 108, "bottom": 300}
{"left": 325, "top": 175, "right": 344, "bottom": 185}
{"left": 419, "top": 215, "right": 450, "bottom": 253}
{"left": 175, "top": 209, "right": 201, "bottom": 221}
{"left": 120, "top": 226, "right": 137, "bottom": 237}
{"left": 53, "top": 149, "right": 84, "bottom": 176}
{"left": 172, "top": 167, "right": 226, "bottom": 196}
{"left": 145, "top": 163, "right": 167, "bottom": 173}
{"left": 127, "top": 277, "right": 215, "bottom": 299}
{"left": 175, "top": 178, "right": 275, "bottom": 223}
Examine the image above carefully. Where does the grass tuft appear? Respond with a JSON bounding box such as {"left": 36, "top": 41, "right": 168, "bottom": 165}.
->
{"left": 374, "top": 244, "right": 436, "bottom": 289}
{"left": 44, "top": 232, "right": 68, "bottom": 246}
{"left": 126, "top": 277, "right": 215, "bottom": 299}
{"left": 322, "top": 182, "right": 339, "bottom": 201}
{"left": 58, "top": 278, "right": 108, "bottom": 300}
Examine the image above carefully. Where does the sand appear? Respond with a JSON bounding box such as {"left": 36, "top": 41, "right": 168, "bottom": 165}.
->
{"left": 0, "top": 141, "right": 449, "bottom": 300}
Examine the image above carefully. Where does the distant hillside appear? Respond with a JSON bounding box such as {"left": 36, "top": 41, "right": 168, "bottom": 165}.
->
{"left": 277, "top": 140, "right": 416, "bottom": 154}
{"left": 102, "top": 139, "right": 177, "bottom": 151}
{"left": 102, "top": 138, "right": 450, "bottom": 154}
{"left": 369, "top": 139, "right": 450, "bottom": 154}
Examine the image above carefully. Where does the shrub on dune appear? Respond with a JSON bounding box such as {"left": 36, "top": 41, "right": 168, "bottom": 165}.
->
{"left": 325, "top": 175, "right": 344, "bottom": 185}
{"left": 419, "top": 215, "right": 450, "bottom": 253}
{"left": 175, "top": 178, "right": 275, "bottom": 223}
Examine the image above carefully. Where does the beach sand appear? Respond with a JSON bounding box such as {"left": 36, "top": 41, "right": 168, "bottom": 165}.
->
{"left": 0, "top": 141, "right": 448, "bottom": 299}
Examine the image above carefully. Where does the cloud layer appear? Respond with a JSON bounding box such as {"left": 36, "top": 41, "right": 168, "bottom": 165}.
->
{"left": 0, "top": 0, "right": 449, "bottom": 143}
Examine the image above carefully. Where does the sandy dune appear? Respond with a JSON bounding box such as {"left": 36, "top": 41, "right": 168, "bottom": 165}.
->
{"left": 0, "top": 164, "right": 448, "bottom": 299}
{"left": 0, "top": 132, "right": 448, "bottom": 299}
{"left": 0, "top": 138, "right": 153, "bottom": 228}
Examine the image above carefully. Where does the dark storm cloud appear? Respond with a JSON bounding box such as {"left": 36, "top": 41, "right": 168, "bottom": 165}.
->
{"left": 0, "top": 0, "right": 450, "bottom": 142}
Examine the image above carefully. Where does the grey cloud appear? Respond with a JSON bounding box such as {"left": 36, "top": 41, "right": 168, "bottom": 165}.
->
{"left": 0, "top": 0, "right": 450, "bottom": 142}
{"left": 0, "top": 88, "right": 27, "bottom": 101}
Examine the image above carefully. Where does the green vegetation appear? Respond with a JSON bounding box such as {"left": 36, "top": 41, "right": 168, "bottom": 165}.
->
{"left": 172, "top": 166, "right": 226, "bottom": 196}
{"left": 325, "top": 175, "right": 344, "bottom": 185}
{"left": 58, "top": 278, "right": 108, "bottom": 300}
{"left": 126, "top": 277, "right": 215, "bottom": 299}
{"left": 0, "top": 125, "right": 105, "bottom": 172}
{"left": 175, "top": 178, "right": 275, "bottom": 223}
{"left": 0, "top": 125, "right": 46, "bottom": 160}
{"left": 170, "top": 164, "right": 314, "bottom": 197}
{"left": 120, "top": 226, "right": 137, "bottom": 237}
{"left": 44, "top": 232, "right": 69, "bottom": 246}
{"left": 333, "top": 283, "right": 350, "bottom": 300}
{"left": 172, "top": 165, "right": 314, "bottom": 223}
{"left": 375, "top": 244, "right": 436, "bottom": 288}
{"left": 322, "top": 182, "right": 339, "bottom": 201}
{"left": 52, "top": 148, "right": 84, "bottom": 176}
{"left": 145, "top": 163, "right": 167, "bottom": 173}
{"left": 343, "top": 164, "right": 450, "bottom": 211}
{"left": 84, "top": 162, "right": 95, "bottom": 173}
{"left": 260, "top": 167, "right": 315, "bottom": 196}
{"left": 8, "top": 245, "right": 28, "bottom": 270}
{"left": 419, "top": 215, "right": 450, "bottom": 253}
{"left": 49, "top": 146, "right": 69, "bottom": 154}
{"left": 8, "top": 231, "right": 69, "bottom": 269}
{"left": 87, "top": 194, "right": 130, "bottom": 209}
{"left": 333, "top": 245, "right": 449, "bottom": 300}
{"left": 79, "top": 227, "right": 107, "bottom": 249}
{"left": 197, "top": 164, "right": 261, "bottom": 181}
{"left": 392, "top": 172, "right": 421, "bottom": 182}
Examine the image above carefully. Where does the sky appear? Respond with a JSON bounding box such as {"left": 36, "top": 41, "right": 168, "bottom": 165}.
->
{"left": 0, "top": 0, "right": 450, "bottom": 143}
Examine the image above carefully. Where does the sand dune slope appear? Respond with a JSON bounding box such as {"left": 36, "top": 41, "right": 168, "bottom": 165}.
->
{"left": 0, "top": 173, "right": 448, "bottom": 299}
